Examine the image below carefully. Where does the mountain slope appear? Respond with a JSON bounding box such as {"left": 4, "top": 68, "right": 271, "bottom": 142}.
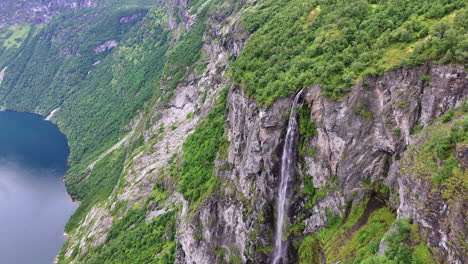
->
{"left": 0, "top": 0, "right": 466, "bottom": 263}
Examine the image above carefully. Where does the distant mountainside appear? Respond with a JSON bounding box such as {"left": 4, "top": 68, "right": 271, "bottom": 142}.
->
{"left": 0, "top": 0, "right": 99, "bottom": 25}
{"left": 0, "top": 0, "right": 466, "bottom": 264}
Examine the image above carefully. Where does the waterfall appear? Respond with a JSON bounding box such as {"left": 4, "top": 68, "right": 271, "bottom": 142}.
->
{"left": 272, "top": 89, "right": 303, "bottom": 264}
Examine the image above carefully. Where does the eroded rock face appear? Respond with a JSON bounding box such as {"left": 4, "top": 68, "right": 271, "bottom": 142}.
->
{"left": 94, "top": 40, "right": 118, "bottom": 53}
{"left": 304, "top": 65, "right": 466, "bottom": 198}
{"left": 180, "top": 64, "right": 466, "bottom": 263}
{"left": 398, "top": 131, "right": 468, "bottom": 263}
{"left": 300, "top": 64, "right": 466, "bottom": 262}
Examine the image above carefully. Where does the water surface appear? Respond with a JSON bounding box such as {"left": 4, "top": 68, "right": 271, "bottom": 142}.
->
{"left": 0, "top": 111, "right": 77, "bottom": 264}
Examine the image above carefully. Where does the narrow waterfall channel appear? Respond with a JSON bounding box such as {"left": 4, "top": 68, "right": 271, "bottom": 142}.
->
{"left": 272, "top": 90, "right": 303, "bottom": 264}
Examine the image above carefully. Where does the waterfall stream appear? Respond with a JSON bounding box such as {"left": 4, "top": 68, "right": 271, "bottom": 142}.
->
{"left": 272, "top": 90, "right": 303, "bottom": 264}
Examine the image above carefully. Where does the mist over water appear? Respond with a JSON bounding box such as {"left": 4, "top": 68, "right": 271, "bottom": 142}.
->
{"left": 0, "top": 111, "right": 77, "bottom": 264}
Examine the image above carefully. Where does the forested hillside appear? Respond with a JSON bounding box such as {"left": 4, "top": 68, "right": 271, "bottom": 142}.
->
{"left": 0, "top": 0, "right": 466, "bottom": 263}
{"left": 232, "top": 0, "right": 467, "bottom": 103}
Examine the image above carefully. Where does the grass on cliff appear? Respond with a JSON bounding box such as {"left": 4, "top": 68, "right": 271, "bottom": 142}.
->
{"left": 298, "top": 106, "right": 468, "bottom": 264}
{"left": 400, "top": 106, "right": 468, "bottom": 202}
{"left": 359, "top": 218, "right": 436, "bottom": 264}
{"left": 299, "top": 196, "right": 396, "bottom": 264}
{"left": 0, "top": 24, "right": 39, "bottom": 68}
{"left": 69, "top": 208, "right": 177, "bottom": 264}
{"left": 178, "top": 88, "right": 229, "bottom": 203}
{"left": 298, "top": 203, "right": 436, "bottom": 263}
{"left": 231, "top": 0, "right": 467, "bottom": 104}
{"left": 59, "top": 183, "right": 176, "bottom": 264}
{"left": 1, "top": 24, "right": 31, "bottom": 49}
{"left": 65, "top": 147, "right": 127, "bottom": 232}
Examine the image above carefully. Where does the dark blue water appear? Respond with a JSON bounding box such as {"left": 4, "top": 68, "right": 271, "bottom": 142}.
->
{"left": 0, "top": 111, "right": 77, "bottom": 264}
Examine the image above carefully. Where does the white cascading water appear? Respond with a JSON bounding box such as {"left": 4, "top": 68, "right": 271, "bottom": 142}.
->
{"left": 272, "top": 89, "right": 303, "bottom": 264}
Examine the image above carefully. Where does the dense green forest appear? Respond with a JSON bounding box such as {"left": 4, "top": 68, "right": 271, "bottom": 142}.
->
{"left": 0, "top": 0, "right": 466, "bottom": 263}
{"left": 0, "top": 2, "right": 166, "bottom": 170}
{"left": 0, "top": 0, "right": 216, "bottom": 170}
{"left": 232, "top": 0, "right": 467, "bottom": 104}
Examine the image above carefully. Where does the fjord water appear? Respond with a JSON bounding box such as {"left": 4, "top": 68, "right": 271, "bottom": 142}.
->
{"left": 0, "top": 111, "right": 77, "bottom": 264}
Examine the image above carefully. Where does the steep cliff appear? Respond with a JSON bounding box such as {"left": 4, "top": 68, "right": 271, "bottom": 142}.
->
{"left": 0, "top": 0, "right": 466, "bottom": 263}
{"left": 171, "top": 64, "right": 466, "bottom": 263}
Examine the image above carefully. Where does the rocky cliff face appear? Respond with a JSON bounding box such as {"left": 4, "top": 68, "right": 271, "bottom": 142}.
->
{"left": 301, "top": 64, "right": 467, "bottom": 263}
{"left": 36, "top": 0, "right": 465, "bottom": 263}
{"left": 0, "top": 0, "right": 98, "bottom": 25}
{"left": 171, "top": 62, "right": 466, "bottom": 263}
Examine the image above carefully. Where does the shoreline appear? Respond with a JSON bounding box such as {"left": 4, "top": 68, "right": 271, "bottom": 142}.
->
{"left": 0, "top": 108, "right": 77, "bottom": 202}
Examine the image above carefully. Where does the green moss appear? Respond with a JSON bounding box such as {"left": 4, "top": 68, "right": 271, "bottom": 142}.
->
{"left": 298, "top": 236, "right": 321, "bottom": 264}
{"left": 422, "top": 73, "right": 431, "bottom": 87}
{"left": 392, "top": 128, "right": 402, "bottom": 136}
{"left": 401, "top": 110, "right": 467, "bottom": 201}
{"left": 413, "top": 243, "right": 436, "bottom": 264}
{"left": 358, "top": 218, "right": 436, "bottom": 264}
{"left": 441, "top": 110, "right": 456, "bottom": 123}
{"left": 410, "top": 124, "right": 424, "bottom": 135}
{"left": 178, "top": 88, "right": 228, "bottom": 203}
{"left": 229, "top": 255, "right": 243, "bottom": 264}
{"left": 355, "top": 103, "right": 373, "bottom": 121}
{"left": 298, "top": 196, "right": 396, "bottom": 264}
{"left": 298, "top": 105, "right": 318, "bottom": 157}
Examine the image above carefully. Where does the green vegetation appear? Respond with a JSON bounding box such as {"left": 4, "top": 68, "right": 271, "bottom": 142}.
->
{"left": 360, "top": 218, "right": 436, "bottom": 264}
{"left": 179, "top": 88, "right": 228, "bottom": 203}
{"left": 0, "top": 24, "right": 39, "bottom": 67}
{"left": 231, "top": 0, "right": 467, "bottom": 104}
{"left": 7, "top": 1, "right": 228, "bottom": 262}
{"left": 1, "top": 0, "right": 214, "bottom": 217}
{"left": 163, "top": 5, "right": 209, "bottom": 90}
{"left": 1, "top": 24, "right": 32, "bottom": 49}
{"left": 2, "top": 0, "right": 465, "bottom": 263}
{"left": 297, "top": 105, "right": 318, "bottom": 156}
{"left": 0, "top": 5, "right": 168, "bottom": 170}
{"left": 401, "top": 108, "right": 467, "bottom": 201}
{"left": 298, "top": 194, "right": 435, "bottom": 263}
{"left": 65, "top": 147, "right": 127, "bottom": 232}
{"left": 392, "top": 128, "right": 402, "bottom": 136}
{"left": 355, "top": 103, "right": 373, "bottom": 121}
{"left": 298, "top": 236, "right": 321, "bottom": 264}
{"left": 58, "top": 175, "right": 176, "bottom": 264}
{"left": 11, "top": 0, "right": 214, "bottom": 173}
{"left": 298, "top": 200, "right": 396, "bottom": 264}
{"left": 296, "top": 104, "right": 319, "bottom": 212}
{"left": 76, "top": 208, "right": 177, "bottom": 264}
